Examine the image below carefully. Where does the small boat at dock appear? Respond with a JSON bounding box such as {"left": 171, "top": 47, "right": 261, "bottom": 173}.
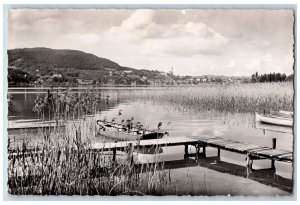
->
{"left": 96, "top": 120, "right": 167, "bottom": 141}
{"left": 255, "top": 111, "right": 293, "bottom": 127}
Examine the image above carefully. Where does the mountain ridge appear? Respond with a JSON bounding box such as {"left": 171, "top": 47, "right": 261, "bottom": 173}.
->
{"left": 8, "top": 47, "right": 136, "bottom": 72}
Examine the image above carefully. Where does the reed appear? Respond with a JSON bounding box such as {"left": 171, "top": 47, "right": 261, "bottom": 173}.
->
{"left": 8, "top": 87, "right": 183, "bottom": 195}
{"left": 9, "top": 82, "right": 284, "bottom": 195}
{"left": 105, "top": 82, "right": 293, "bottom": 114}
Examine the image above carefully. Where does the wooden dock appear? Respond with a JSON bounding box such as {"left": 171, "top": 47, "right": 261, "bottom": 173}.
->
{"left": 8, "top": 119, "right": 84, "bottom": 130}
{"left": 8, "top": 136, "right": 293, "bottom": 170}
{"left": 8, "top": 119, "right": 61, "bottom": 130}
{"left": 91, "top": 136, "right": 293, "bottom": 169}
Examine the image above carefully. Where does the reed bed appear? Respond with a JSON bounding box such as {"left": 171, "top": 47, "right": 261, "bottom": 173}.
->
{"left": 8, "top": 121, "right": 203, "bottom": 195}
{"left": 9, "top": 82, "right": 292, "bottom": 195}
{"left": 104, "top": 82, "right": 294, "bottom": 113}
{"left": 8, "top": 87, "right": 186, "bottom": 195}
{"left": 8, "top": 115, "right": 184, "bottom": 195}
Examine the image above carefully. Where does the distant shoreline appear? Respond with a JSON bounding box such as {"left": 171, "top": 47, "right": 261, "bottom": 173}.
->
{"left": 6, "top": 84, "right": 230, "bottom": 90}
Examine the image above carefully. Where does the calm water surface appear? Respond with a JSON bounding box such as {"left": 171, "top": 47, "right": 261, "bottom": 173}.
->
{"left": 7, "top": 90, "right": 294, "bottom": 195}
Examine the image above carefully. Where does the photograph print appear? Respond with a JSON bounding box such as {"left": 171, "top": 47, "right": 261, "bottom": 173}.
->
{"left": 6, "top": 7, "right": 295, "bottom": 196}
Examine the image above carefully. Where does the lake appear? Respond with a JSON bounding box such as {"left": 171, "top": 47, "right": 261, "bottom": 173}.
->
{"left": 7, "top": 88, "right": 294, "bottom": 196}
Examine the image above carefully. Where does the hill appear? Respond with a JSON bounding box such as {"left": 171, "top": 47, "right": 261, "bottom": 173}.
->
{"left": 8, "top": 47, "right": 172, "bottom": 86}
{"left": 8, "top": 47, "right": 133, "bottom": 72}
{"left": 7, "top": 47, "right": 252, "bottom": 87}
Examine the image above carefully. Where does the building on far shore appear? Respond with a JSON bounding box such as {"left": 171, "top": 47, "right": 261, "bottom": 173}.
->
{"left": 77, "top": 79, "right": 93, "bottom": 85}
{"left": 52, "top": 74, "right": 62, "bottom": 78}
{"left": 131, "top": 80, "right": 136, "bottom": 86}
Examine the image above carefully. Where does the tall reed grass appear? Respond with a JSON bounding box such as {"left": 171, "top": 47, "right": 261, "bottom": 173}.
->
{"left": 8, "top": 121, "right": 176, "bottom": 195}
{"left": 9, "top": 82, "right": 291, "bottom": 195}
{"left": 103, "top": 82, "right": 294, "bottom": 113}
{"left": 8, "top": 87, "right": 181, "bottom": 195}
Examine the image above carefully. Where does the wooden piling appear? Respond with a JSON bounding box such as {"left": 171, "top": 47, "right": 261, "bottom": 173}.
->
{"left": 217, "top": 148, "right": 221, "bottom": 157}
{"left": 127, "top": 143, "right": 134, "bottom": 163}
{"left": 246, "top": 153, "right": 253, "bottom": 169}
{"left": 271, "top": 138, "right": 277, "bottom": 169}
{"left": 184, "top": 144, "right": 189, "bottom": 159}
{"left": 195, "top": 144, "right": 200, "bottom": 159}
{"left": 112, "top": 148, "right": 116, "bottom": 162}
{"left": 272, "top": 138, "right": 277, "bottom": 149}
{"left": 202, "top": 146, "right": 206, "bottom": 157}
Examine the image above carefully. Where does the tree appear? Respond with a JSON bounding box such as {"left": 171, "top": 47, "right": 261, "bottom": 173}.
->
{"left": 251, "top": 72, "right": 290, "bottom": 83}
{"left": 251, "top": 74, "right": 257, "bottom": 83}
{"left": 8, "top": 69, "right": 38, "bottom": 86}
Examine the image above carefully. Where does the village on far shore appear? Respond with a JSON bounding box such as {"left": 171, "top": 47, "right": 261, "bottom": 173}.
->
{"left": 7, "top": 48, "right": 292, "bottom": 87}
{"left": 8, "top": 65, "right": 253, "bottom": 87}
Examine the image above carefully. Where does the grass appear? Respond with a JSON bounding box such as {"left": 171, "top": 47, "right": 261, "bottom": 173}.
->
{"left": 103, "top": 82, "right": 294, "bottom": 113}
{"left": 8, "top": 115, "right": 182, "bottom": 195}
{"left": 8, "top": 87, "right": 184, "bottom": 195}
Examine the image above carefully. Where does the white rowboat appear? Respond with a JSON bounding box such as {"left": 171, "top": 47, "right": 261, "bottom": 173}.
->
{"left": 255, "top": 112, "right": 293, "bottom": 127}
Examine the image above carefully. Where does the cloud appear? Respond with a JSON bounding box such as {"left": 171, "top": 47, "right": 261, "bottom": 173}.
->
{"left": 8, "top": 9, "right": 294, "bottom": 76}
{"left": 120, "top": 10, "right": 155, "bottom": 32}
{"left": 107, "top": 10, "right": 229, "bottom": 57}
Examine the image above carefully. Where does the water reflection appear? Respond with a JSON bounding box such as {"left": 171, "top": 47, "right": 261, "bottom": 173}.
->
{"left": 160, "top": 158, "right": 292, "bottom": 193}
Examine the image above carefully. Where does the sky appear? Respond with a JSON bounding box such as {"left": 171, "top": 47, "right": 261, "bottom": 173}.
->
{"left": 8, "top": 9, "right": 294, "bottom": 76}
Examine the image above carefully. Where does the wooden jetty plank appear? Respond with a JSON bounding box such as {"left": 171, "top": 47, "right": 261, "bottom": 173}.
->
{"left": 247, "top": 147, "right": 271, "bottom": 152}
{"left": 276, "top": 153, "right": 293, "bottom": 160}
{"left": 278, "top": 154, "right": 293, "bottom": 161}
{"left": 200, "top": 138, "right": 227, "bottom": 144}
{"left": 229, "top": 144, "right": 260, "bottom": 151}
{"left": 8, "top": 120, "right": 58, "bottom": 129}
{"left": 254, "top": 149, "right": 292, "bottom": 156}
{"left": 92, "top": 137, "right": 199, "bottom": 150}
{"left": 270, "top": 154, "right": 293, "bottom": 162}
{"left": 8, "top": 119, "right": 81, "bottom": 130}
{"left": 93, "top": 141, "right": 137, "bottom": 150}
{"left": 226, "top": 143, "right": 268, "bottom": 152}
{"left": 249, "top": 148, "right": 293, "bottom": 162}
{"left": 278, "top": 153, "right": 293, "bottom": 159}
{"left": 209, "top": 142, "right": 240, "bottom": 149}
{"left": 222, "top": 141, "right": 245, "bottom": 148}
{"left": 139, "top": 136, "right": 196, "bottom": 145}
{"left": 207, "top": 140, "right": 243, "bottom": 148}
{"left": 206, "top": 138, "right": 240, "bottom": 144}
{"left": 195, "top": 137, "right": 293, "bottom": 162}
{"left": 192, "top": 136, "right": 219, "bottom": 141}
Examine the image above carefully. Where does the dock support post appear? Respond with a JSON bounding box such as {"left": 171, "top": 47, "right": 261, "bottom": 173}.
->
{"left": 271, "top": 138, "right": 276, "bottom": 170}
{"left": 127, "top": 143, "right": 134, "bottom": 164}
{"left": 112, "top": 148, "right": 116, "bottom": 162}
{"left": 246, "top": 153, "right": 253, "bottom": 169}
{"left": 272, "top": 138, "right": 277, "bottom": 149}
{"left": 202, "top": 146, "right": 206, "bottom": 157}
{"left": 184, "top": 145, "right": 189, "bottom": 159}
{"left": 217, "top": 148, "right": 220, "bottom": 157}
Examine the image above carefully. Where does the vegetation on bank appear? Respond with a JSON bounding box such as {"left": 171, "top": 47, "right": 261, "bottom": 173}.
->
{"left": 7, "top": 88, "right": 182, "bottom": 195}
{"left": 8, "top": 69, "right": 38, "bottom": 86}
{"left": 8, "top": 122, "right": 175, "bottom": 195}
{"left": 107, "top": 82, "right": 294, "bottom": 113}
{"left": 251, "top": 72, "right": 292, "bottom": 83}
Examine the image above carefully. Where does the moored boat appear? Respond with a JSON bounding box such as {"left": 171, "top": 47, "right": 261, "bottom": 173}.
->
{"left": 255, "top": 121, "right": 293, "bottom": 134}
{"left": 96, "top": 120, "right": 167, "bottom": 141}
{"left": 255, "top": 112, "right": 293, "bottom": 127}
